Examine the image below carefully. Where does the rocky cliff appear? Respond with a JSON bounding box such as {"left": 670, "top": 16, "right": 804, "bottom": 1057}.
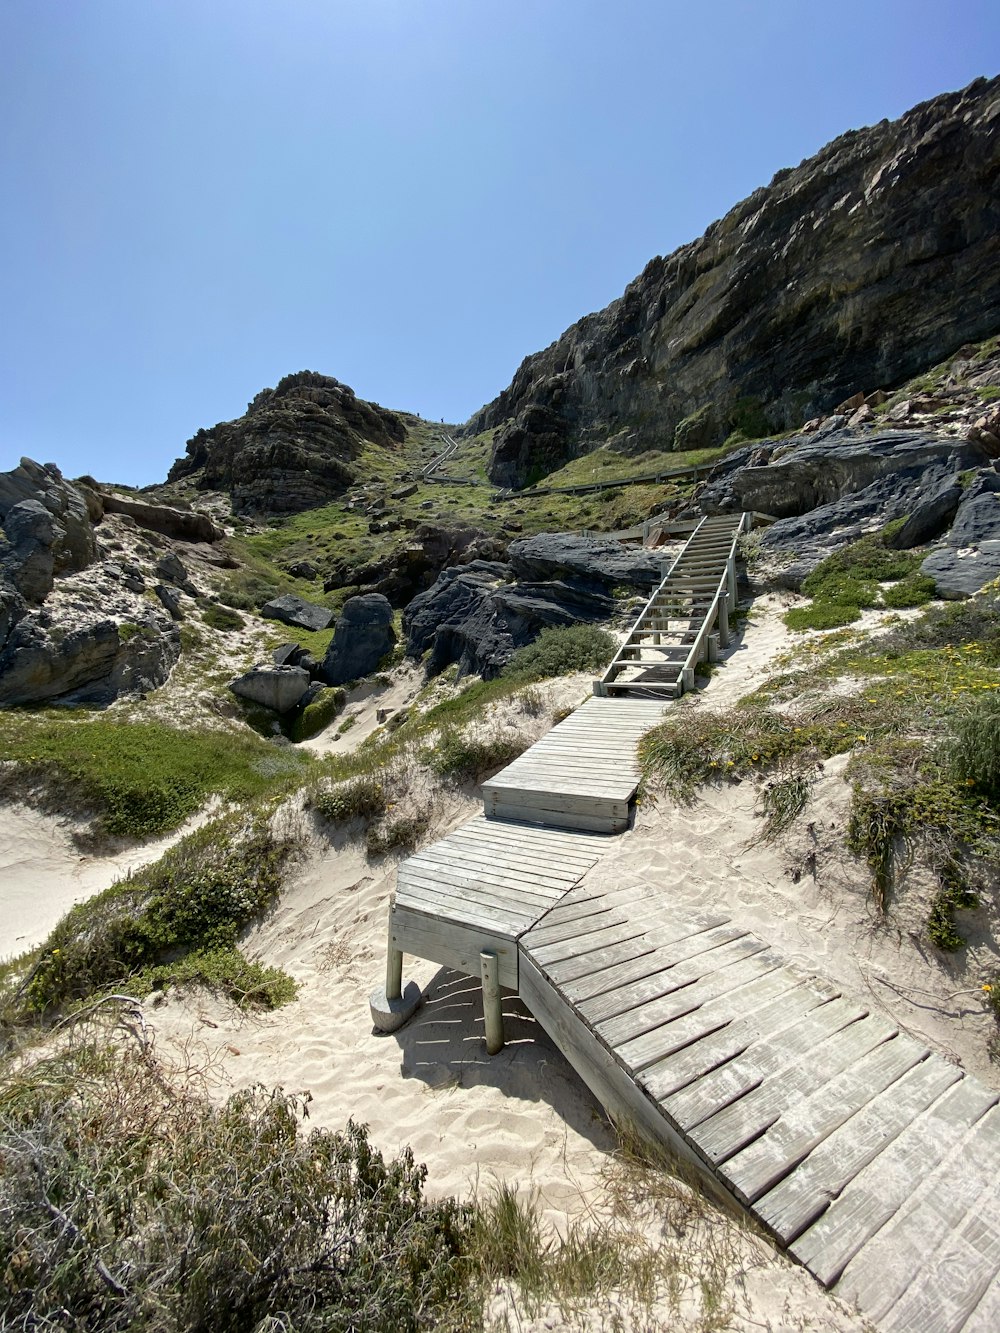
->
{"left": 467, "top": 77, "right": 1000, "bottom": 488}
{"left": 168, "top": 371, "right": 406, "bottom": 514}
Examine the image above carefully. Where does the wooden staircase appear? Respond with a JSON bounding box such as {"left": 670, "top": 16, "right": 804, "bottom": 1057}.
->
{"left": 596, "top": 513, "right": 749, "bottom": 698}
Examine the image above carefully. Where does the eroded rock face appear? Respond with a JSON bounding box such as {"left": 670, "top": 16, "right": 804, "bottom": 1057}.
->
{"left": 466, "top": 77, "right": 1000, "bottom": 487}
{"left": 322, "top": 523, "right": 507, "bottom": 606}
{"left": 168, "top": 371, "right": 406, "bottom": 514}
{"left": 321, "top": 594, "right": 396, "bottom": 685}
{"left": 0, "top": 459, "right": 98, "bottom": 597}
{"left": 99, "top": 493, "right": 224, "bottom": 543}
{"left": 507, "top": 532, "right": 663, "bottom": 588}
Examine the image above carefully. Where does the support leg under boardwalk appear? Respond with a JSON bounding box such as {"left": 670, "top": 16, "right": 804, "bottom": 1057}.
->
{"left": 481, "top": 950, "right": 504, "bottom": 1055}
{"left": 369, "top": 933, "right": 422, "bottom": 1033}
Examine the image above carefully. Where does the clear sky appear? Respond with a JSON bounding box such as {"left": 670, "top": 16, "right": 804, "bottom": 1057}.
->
{"left": 2, "top": 2, "right": 998, "bottom": 486}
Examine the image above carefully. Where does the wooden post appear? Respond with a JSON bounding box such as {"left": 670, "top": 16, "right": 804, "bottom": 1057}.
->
{"left": 718, "top": 593, "right": 731, "bottom": 648}
{"left": 707, "top": 632, "right": 720, "bottom": 662}
{"left": 386, "top": 945, "right": 403, "bottom": 1002}
{"left": 727, "top": 555, "right": 737, "bottom": 605}
{"left": 480, "top": 950, "right": 504, "bottom": 1055}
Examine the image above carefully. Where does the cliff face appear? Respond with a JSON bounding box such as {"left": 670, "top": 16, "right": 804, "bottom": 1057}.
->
{"left": 168, "top": 371, "right": 406, "bottom": 514}
{"left": 468, "top": 77, "right": 1000, "bottom": 488}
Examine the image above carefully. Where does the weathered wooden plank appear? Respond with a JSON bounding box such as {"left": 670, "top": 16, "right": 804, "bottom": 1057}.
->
{"left": 520, "top": 904, "right": 637, "bottom": 948}
{"left": 516, "top": 950, "right": 737, "bottom": 1203}
{"left": 389, "top": 904, "right": 518, "bottom": 988}
{"left": 652, "top": 994, "right": 865, "bottom": 1127}
{"left": 835, "top": 1107, "right": 1000, "bottom": 1326}
{"left": 395, "top": 878, "right": 532, "bottom": 934}
{"left": 602, "top": 951, "right": 786, "bottom": 1050}
{"left": 615, "top": 965, "right": 800, "bottom": 1074}
{"left": 756, "top": 1054, "right": 963, "bottom": 1244}
{"left": 407, "top": 846, "right": 580, "bottom": 894}
{"left": 961, "top": 1263, "right": 1000, "bottom": 1333}
{"left": 690, "top": 1010, "right": 898, "bottom": 1167}
{"left": 560, "top": 920, "right": 745, "bottom": 1003}
{"left": 527, "top": 894, "right": 693, "bottom": 966}
{"left": 526, "top": 884, "right": 666, "bottom": 932}
{"left": 426, "top": 840, "right": 595, "bottom": 882}
{"left": 580, "top": 935, "right": 770, "bottom": 1027}
{"left": 462, "top": 818, "right": 611, "bottom": 852}
{"left": 791, "top": 1076, "right": 998, "bottom": 1287}
{"left": 398, "top": 864, "right": 562, "bottom": 911}
{"left": 540, "top": 911, "right": 732, "bottom": 986}
{"left": 486, "top": 802, "right": 626, "bottom": 834}
{"left": 718, "top": 1036, "right": 927, "bottom": 1205}
{"left": 483, "top": 784, "right": 633, "bottom": 815}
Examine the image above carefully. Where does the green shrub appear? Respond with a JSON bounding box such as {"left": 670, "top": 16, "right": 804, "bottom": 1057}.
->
{"left": 290, "top": 687, "right": 346, "bottom": 742}
{"left": 366, "top": 814, "right": 430, "bottom": 858}
{"left": 758, "top": 769, "right": 812, "bottom": 841}
{"left": 338, "top": 713, "right": 358, "bottom": 734}
{"left": 882, "top": 575, "right": 937, "bottom": 609}
{"left": 13, "top": 815, "right": 295, "bottom": 1018}
{"left": 505, "top": 624, "right": 618, "bottom": 682}
{"left": 310, "top": 775, "right": 387, "bottom": 823}
{"left": 0, "top": 1046, "right": 475, "bottom": 1332}
{"left": 139, "top": 946, "right": 297, "bottom": 1008}
{"left": 948, "top": 694, "right": 1000, "bottom": 801}
{"left": 427, "top": 727, "right": 527, "bottom": 784}
{"left": 201, "top": 602, "right": 245, "bottom": 631}
{"left": 784, "top": 602, "right": 862, "bottom": 631}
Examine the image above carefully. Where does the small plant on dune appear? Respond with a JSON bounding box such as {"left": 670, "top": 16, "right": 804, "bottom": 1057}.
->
{"left": 201, "top": 602, "right": 245, "bottom": 631}
{"left": 4, "top": 813, "right": 297, "bottom": 1023}
{"left": 366, "top": 812, "right": 430, "bottom": 858}
{"left": 309, "top": 774, "right": 388, "bottom": 823}
{"left": 426, "top": 726, "right": 528, "bottom": 784}
{"left": 785, "top": 527, "right": 931, "bottom": 631}
{"left": 947, "top": 692, "right": 1000, "bottom": 801}
{"left": 289, "top": 686, "right": 347, "bottom": 742}
{"left": 758, "top": 767, "right": 813, "bottom": 841}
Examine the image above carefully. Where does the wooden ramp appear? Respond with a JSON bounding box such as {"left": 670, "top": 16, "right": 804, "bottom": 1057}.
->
{"left": 518, "top": 885, "right": 1000, "bottom": 1332}
{"left": 481, "top": 697, "right": 666, "bottom": 833}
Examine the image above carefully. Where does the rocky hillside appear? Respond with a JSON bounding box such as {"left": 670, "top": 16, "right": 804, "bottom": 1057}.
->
{"left": 466, "top": 76, "right": 1000, "bottom": 487}
{"left": 168, "top": 370, "right": 407, "bottom": 513}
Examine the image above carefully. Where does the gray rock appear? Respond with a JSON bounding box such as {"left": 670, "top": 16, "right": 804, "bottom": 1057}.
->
{"left": 321, "top": 594, "right": 396, "bottom": 685}
{"left": 922, "top": 542, "right": 1000, "bottom": 598}
{"left": 0, "top": 458, "right": 97, "bottom": 578}
{"left": 229, "top": 665, "right": 311, "bottom": 713}
{"left": 507, "top": 533, "right": 663, "bottom": 588}
{"left": 155, "top": 552, "right": 199, "bottom": 596}
{"left": 154, "top": 584, "right": 184, "bottom": 619}
{"left": 1, "top": 499, "right": 57, "bottom": 601}
{"left": 948, "top": 481, "right": 1000, "bottom": 547}
{"left": 0, "top": 579, "right": 26, "bottom": 650}
{"left": 99, "top": 493, "right": 223, "bottom": 543}
{"left": 0, "top": 615, "right": 180, "bottom": 708}
{"left": 403, "top": 560, "right": 615, "bottom": 679}
{"left": 287, "top": 560, "right": 319, "bottom": 581}
{"left": 261, "top": 593, "right": 334, "bottom": 632}
{"left": 887, "top": 475, "right": 965, "bottom": 548}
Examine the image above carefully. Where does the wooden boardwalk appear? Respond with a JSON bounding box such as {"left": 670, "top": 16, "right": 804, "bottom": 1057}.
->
{"left": 376, "top": 509, "right": 1000, "bottom": 1329}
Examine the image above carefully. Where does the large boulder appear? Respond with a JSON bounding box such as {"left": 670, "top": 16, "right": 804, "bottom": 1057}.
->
{"left": 1, "top": 500, "right": 58, "bottom": 602}
{"left": 98, "top": 493, "right": 224, "bottom": 543}
{"left": 320, "top": 594, "right": 396, "bottom": 685}
{"left": 229, "top": 665, "right": 311, "bottom": 713}
{"left": 507, "top": 533, "right": 663, "bottom": 588}
{"left": 403, "top": 560, "right": 615, "bottom": 679}
{"left": 921, "top": 543, "right": 1000, "bottom": 598}
{"left": 261, "top": 593, "right": 334, "bottom": 632}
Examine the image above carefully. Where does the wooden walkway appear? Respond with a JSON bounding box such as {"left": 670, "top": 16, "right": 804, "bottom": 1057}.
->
{"left": 376, "top": 509, "right": 1000, "bottom": 1329}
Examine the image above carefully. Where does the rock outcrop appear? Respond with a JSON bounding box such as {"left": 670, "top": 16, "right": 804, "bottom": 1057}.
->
{"left": 168, "top": 371, "right": 406, "bottom": 514}
{"left": 322, "top": 523, "right": 507, "bottom": 606}
{"left": 465, "top": 77, "right": 1000, "bottom": 487}
{"left": 261, "top": 594, "right": 334, "bottom": 633}
{"left": 403, "top": 534, "right": 660, "bottom": 678}
{"left": 98, "top": 492, "right": 224, "bottom": 543}
{"left": 321, "top": 594, "right": 397, "bottom": 685}
{"left": 0, "top": 459, "right": 98, "bottom": 600}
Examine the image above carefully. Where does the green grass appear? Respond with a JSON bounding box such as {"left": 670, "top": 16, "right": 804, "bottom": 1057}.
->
{"left": 425, "top": 727, "right": 528, "bottom": 784}
{"left": 201, "top": 602, "right": 245, "bottom": 631}
{"left": 0, "top": 715, "right": 310, "bottom": 841}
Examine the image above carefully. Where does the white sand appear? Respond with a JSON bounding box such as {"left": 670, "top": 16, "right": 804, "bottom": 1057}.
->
{"left": 0, "top": 805, "right": 211, "bottom": 960}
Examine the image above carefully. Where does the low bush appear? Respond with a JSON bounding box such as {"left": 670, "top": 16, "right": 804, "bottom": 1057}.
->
{"left": 784, "top": 601, "right": 861, "bottom": 632}
{"left": 786, "top": 529, "right": 931, "bottom": 631}
{"left": 758, "top": 768, "right": 813, "bottom": 841}
{"left": 0, "top": 1040, "right": 476, "bottom": 1332}
{"left": 948, "top": 693, "right": 1000, "bottom": 801}
{"left": 426, "top": 727, "right": 528, "bottom": 784}
{"left": 882, "top": 575, "right": 937, "bottom": 609}
{"left": 310, "top": 775, "right": 387, "bottom": 823}
{"left": 8, "top": 814, "right": 296, "bottom": 1020}
{"left": 366, "top": 813, "right": 430, "bottom": 858}
{"left": 201, "top": 602, "right": 245, "bottom": 632}
{"left": 290, "top": 686, "right": 347, "bottom": 742}
{"left": 505, "top": 624, "right": 618, "bottom": 682}
{"left": 138, "top": 946, "right": 297, "bottom": 1008}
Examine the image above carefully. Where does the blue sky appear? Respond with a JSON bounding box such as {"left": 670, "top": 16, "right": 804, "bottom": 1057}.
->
{"left": 1, "top": 2, "right": 998, "bottom": 486}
